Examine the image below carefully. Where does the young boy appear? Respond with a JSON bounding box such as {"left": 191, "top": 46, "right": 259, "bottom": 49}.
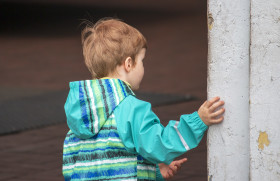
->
{"left": 62, "top": 18, "right": 225, "bottom": 181}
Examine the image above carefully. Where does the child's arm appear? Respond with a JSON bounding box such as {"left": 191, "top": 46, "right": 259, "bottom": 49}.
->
{"left": 114, "top": 95, "right": 224, "bottom": 165}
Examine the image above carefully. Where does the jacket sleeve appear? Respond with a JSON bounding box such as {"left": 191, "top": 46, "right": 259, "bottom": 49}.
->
{"left": 114, "top": 95, "right": 208, "bottom": 165}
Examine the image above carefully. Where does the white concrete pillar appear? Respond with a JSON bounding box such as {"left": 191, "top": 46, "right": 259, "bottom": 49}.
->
{"left": 250, "top": 0, "right": 280, "bottom": 180}
{"left": 207, "top": 0, "right": 250, "bottom": 180}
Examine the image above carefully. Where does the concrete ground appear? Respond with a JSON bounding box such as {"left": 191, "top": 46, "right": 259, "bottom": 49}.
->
{"left": 0, "top": 1, "right": 208, "bottom": 180}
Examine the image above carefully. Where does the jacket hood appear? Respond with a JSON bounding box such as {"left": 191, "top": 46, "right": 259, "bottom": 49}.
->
{"left": 64, "top": 78, "right": 135, "bottom": 139}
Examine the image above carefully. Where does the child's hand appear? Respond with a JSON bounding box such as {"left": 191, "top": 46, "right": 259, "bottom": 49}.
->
{"left": 159, "top": 158, "right": 187, "bottom": 179}
{"left": 198, "top": 97, "right": 225, "bottom": 126}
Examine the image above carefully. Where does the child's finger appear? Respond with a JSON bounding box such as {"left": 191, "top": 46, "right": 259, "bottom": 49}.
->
{"left": 172, "top": 159, "right": 187, "bottom": 171}
{"left": 169, "top": 166, "right": 178, "bottom": 176}
{"left": 213, "top": 116, "right": 224, "bottom": 124}
{"left": 209, "top": 101, "right": 225, "bottom": 112}
{"left": 175, "top": 158, "right": 188, "bottom": 166}
{"left": 168, "top": 169, "right": 174, "bottom": 177}
{"left": 169, "top": 161, "right": 179, "bottom": 171}
{"left": 205, "top": 97, "right": 220, "bottom": 108}
{"left": 169, "top": 163, "right": 175, "bottom": 170}
{"left": 180, "top": 158, "right": 188, "bottom": 163}
{"left": 211, "top": 108, "right": 225, "bottom": 118}
{"left": 201, "top": 100, "right": 207, "bottom": 107}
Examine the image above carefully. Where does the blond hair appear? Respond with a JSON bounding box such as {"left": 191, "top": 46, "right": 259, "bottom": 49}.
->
{"left": 81, "top": 18, "right": 147, "bottom": 79}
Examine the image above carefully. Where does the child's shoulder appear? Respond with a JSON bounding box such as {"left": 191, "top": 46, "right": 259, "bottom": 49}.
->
{"left": 114, "top": 95, "right": 153, "bottom": 120}
{"left": 120, "top": 95, "right": 151, "bottom": 108}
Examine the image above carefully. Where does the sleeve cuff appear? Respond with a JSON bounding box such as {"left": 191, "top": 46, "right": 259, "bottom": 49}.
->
{"left": 193, "top": 111, "right": 208, "bottom": 132}
{"left": 156, "top": 164, "right": 165, "bottom": 181}
{"left": 177, "top": 111, "right": 208, "bottom": 149}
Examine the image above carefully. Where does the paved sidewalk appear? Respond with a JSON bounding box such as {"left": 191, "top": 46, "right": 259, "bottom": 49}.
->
{"left": 0, "top": 2, "right": 208, "bottom": 180}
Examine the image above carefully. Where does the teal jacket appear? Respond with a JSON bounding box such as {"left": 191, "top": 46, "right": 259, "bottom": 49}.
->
{"left": 62, "top": 78, "right": 208, "bottom": 181}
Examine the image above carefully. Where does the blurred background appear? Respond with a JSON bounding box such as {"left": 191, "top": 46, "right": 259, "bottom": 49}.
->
{"left": 0, "top": 1, "right": 208, "bottom": 180}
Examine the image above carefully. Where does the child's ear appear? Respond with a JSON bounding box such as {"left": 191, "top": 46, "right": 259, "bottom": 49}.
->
{"left": 124, "top": 57, "right": 133, "bottom": 72}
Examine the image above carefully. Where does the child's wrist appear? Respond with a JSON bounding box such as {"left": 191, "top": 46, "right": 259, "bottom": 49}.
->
{"left": 197, "top": 110, "right": 210, "bottom": 126}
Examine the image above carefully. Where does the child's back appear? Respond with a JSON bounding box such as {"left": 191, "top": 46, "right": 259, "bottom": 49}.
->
{"left": 63, "top": 79, "right": 158, "bottom": 180}
{"left": 62, "top": 18, "right": 225, "bottom": 181}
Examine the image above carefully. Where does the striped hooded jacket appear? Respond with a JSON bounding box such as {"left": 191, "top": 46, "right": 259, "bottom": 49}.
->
{"left": 62, "top": 78, "right": 208, "bottom": 180}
